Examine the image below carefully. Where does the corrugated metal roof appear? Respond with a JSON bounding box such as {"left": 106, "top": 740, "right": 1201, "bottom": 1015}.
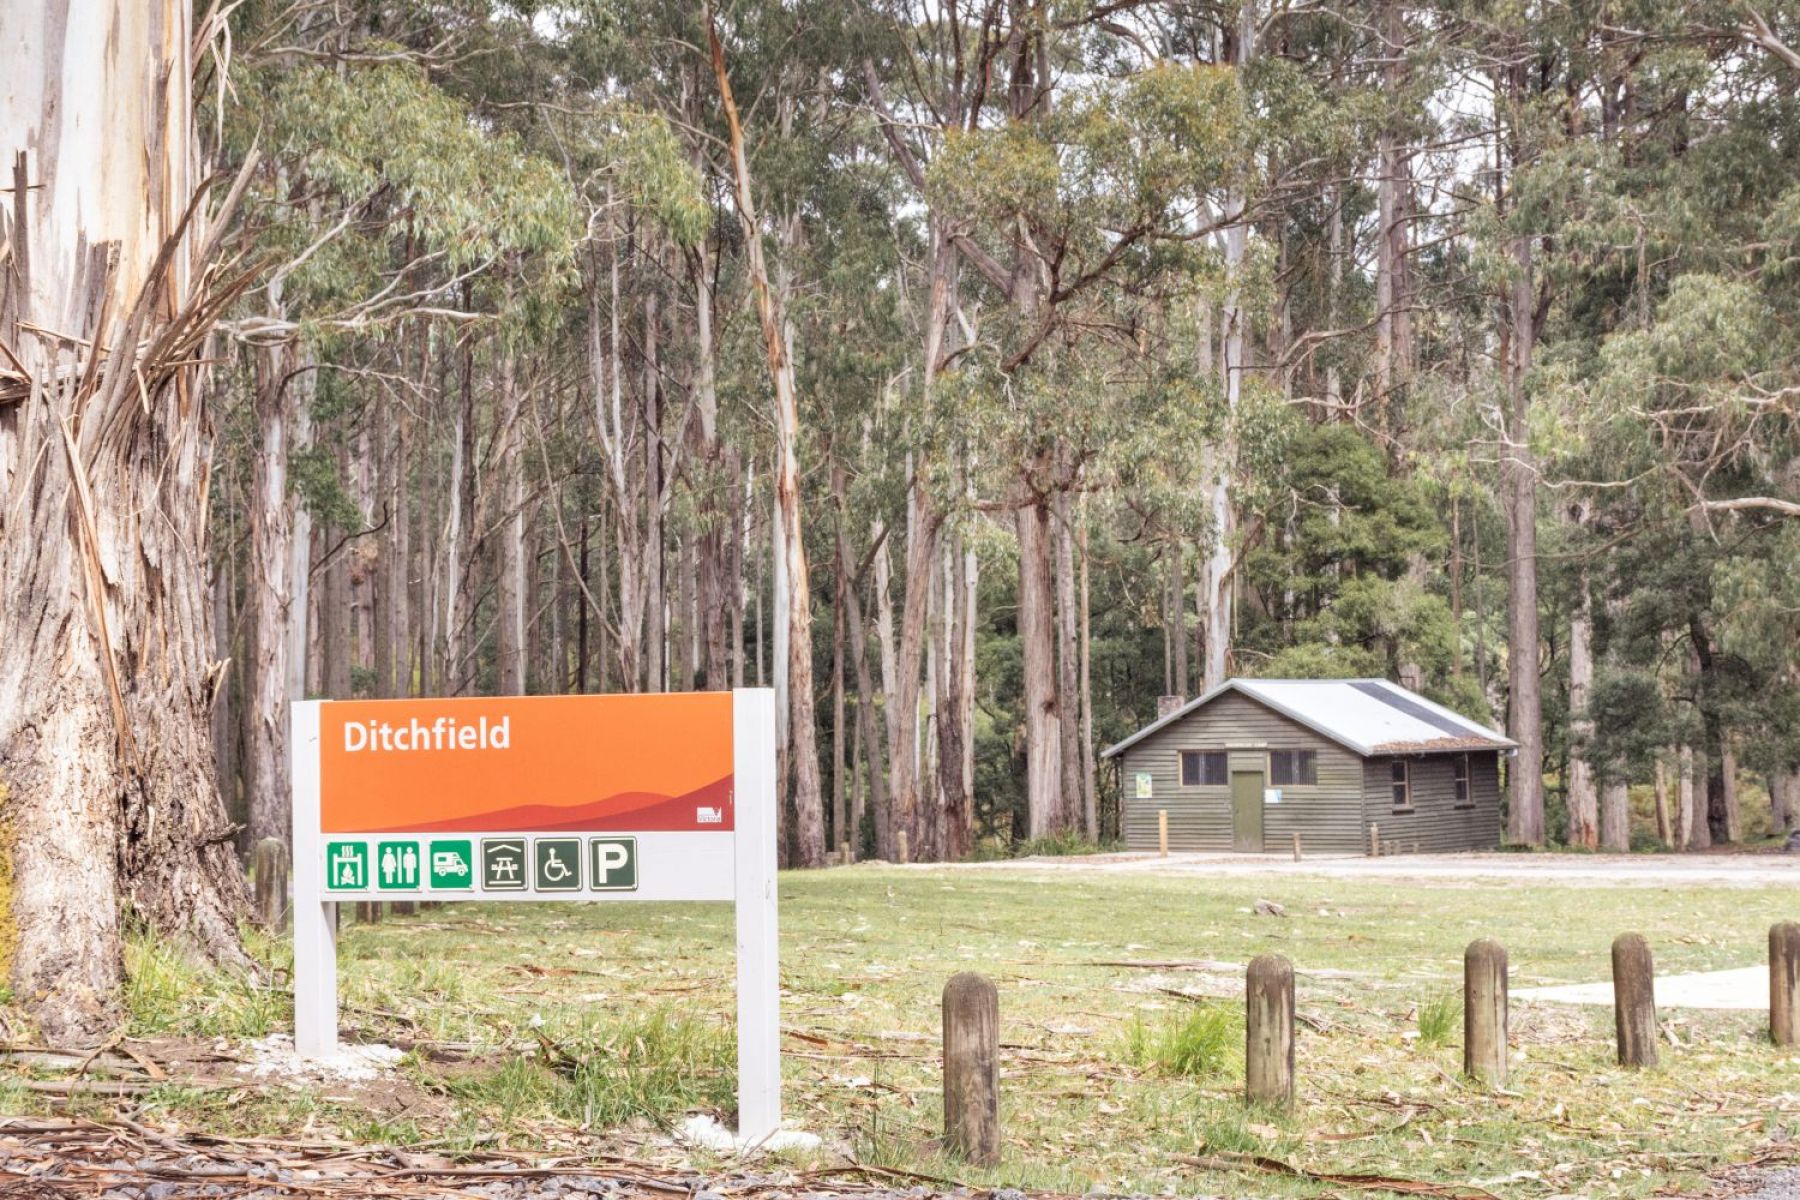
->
{"left": 1099, "top": 678, "right": 1516, "bottom": 760}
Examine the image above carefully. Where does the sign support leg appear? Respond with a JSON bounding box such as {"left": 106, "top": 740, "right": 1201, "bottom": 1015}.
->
{"left": 733, "top": 688, "right": 780, "bottom": 1141}
{"left": 291, "top": 700, "right": 339, "bottom": 1057}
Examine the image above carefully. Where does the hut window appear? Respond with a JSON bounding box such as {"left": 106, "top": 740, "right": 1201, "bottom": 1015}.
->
{"left": 1453, "top": 755, "right": 1472, "bottom": 806}
{"left": 1270, "top": 750, "right": 1317, "bottom": 786}
{"left": 1181, "top": 751, "right": 1228, "bottom": 786}
{"left": 1391, "top": 760, "right": 1413, "bottom": 810}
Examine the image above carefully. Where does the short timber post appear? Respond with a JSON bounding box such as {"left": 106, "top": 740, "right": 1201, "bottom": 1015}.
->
{"left": 1772, "top": 922, "right": 1800, "bottom": 1046}
{"left": 1246, "top": 954, "right": 1295, "bottom": 1108}
{"left": 1368, "top": 823, "right": 1379, "bottom": 857}
{"left": 943, "top": 972, "right": 1000, "bottom": 1166}
{"left": 841, "top": 838, "right": 853, "bottom": 866}
{"left": 1158, "top": 810, "right": 1169, "bottom": 857}
{"left": 1463, "top": 938, "right": 1508, "bottom": 1085}
{"left": 1612, "top": 933, "right": 1659, "bottom": 1068}
{"left": 1291, "top": 832, "right": 1302, "bottom": 862}
{"left": 898, "top": 830, "right": 910, "bottom": 865}
{"left": 251, "top": 838, "right": 290, "bottom": 934}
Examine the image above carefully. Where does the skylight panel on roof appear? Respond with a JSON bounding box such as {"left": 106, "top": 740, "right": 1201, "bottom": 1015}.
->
{"left": 1348, "top": 681, "right": 1475, "bottom": 739}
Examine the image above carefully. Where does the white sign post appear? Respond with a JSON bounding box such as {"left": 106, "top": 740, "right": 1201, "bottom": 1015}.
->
{"left": 291, "top": 689, "right": 781, "bottom": 1142}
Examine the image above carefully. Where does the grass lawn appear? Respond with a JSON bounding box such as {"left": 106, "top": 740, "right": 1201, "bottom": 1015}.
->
{"left": 8, "top": 863, "right": 1800, "bottom": 1197}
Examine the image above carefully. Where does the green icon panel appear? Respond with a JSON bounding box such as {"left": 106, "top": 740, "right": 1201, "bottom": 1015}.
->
{"left": 589, "top": 836, "right": 638, "bottom": 892}
{"left": 428, "top": 839, "right": 474, "bottom": 890}
{"left": 481, "top": 838, "right": 527, "bottom": 890}
{"left": 376, "top": 840, "right": 421, "bottom": 890}
{"left": 534, "top": 838, "right": 583, "bottom": 891}
{"left": 325, "top": 841, "right": 368, "bottom": 891}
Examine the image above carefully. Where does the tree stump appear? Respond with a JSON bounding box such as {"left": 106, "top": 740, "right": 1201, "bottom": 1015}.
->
{"left": 251, "top": 838, "right": 290, "bottom": 934}
{"left": 1246, "top": 954, "right": 1295, "bottom": 1108}
{"left": 390, "top": 901, "right": 416, "bottom": 917}
{"left": 942, "top": 972, "right": 999, "bottom": 1166}
{"left": 1612, "top": 933, "right": 1658, "bottom": 1068}
{"left": 1463, "top": 938, "right": 1507, "bottom": 1085}
{"left": 1772, "top": 922, "right": 1800, "bottom": 1046}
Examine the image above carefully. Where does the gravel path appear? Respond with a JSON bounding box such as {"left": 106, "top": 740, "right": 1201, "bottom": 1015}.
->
{"left": 1718, "top": 1167, "right": 1800, "bottom": 1199}
{"left": 940, "top": 849, "right": 1800, "bottom": 887}
{"left": 1516, "top": 964, "right": 1771, "bottom": 1010}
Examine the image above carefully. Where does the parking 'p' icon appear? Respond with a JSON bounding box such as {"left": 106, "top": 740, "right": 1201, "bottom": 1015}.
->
{"left": 590, "top": 837, "right": 638, "bottom": 891}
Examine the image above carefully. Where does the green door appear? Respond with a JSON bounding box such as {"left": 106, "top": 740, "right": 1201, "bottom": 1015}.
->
{"left": 1232, "top": 771, "right": 1265, "bottom": 852}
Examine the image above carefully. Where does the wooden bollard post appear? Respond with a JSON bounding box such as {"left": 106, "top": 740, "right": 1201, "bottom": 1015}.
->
{"left": 841, "top": 838, "right": 853, "bottom": 866}
{"left": 898, "top": 830, "right": 910, "bottom": 865}
{"left": 1368, "top": 823, "right": 1379, "bottom": 857}
{"left": 1612, "top": 933, "right": 1659, "bottom": 1068}
{"left": 1463, "top": 938, "right": 1508, "bottom": 1085}
{"left": 251, "top": 838, "right": 290, "bottom": 934}
{"left": 942, "top": 972, "right": 1000, "bottom": 1166}
{"left": 1771, "top": 922, "right": 1800, "bottom": 1046}
{"left": 1291, "top": 832, "right": 1302, "bottom": 862}
{"left": 1158, "top": 810, "right": 1169, "bottom": 857}
{"left": 1245, "top": 954, "right": 1295, "bottom": 1108}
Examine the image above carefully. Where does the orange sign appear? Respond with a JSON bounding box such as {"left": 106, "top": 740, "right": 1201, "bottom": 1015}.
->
{"left": 318, "top": 693, "right": 733, "bottom": 834}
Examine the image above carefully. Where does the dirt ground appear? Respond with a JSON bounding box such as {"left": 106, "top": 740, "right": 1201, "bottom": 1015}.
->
{"left": 948, "top": 847, "right": 1800, "bottom": 886}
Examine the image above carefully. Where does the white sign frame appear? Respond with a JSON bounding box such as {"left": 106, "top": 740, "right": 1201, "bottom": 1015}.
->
{"left": 290, "top": 688, "right": 780, "bottom": 1141}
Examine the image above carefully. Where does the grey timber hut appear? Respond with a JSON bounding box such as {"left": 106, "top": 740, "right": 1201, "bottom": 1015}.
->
{"left": 1101, "top": 679, "right": 1515, "bottom": 855}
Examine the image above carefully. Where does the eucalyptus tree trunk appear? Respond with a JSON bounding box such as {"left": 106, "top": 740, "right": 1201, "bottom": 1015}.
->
{"left": 710, "top": 19, "right": 825, "bottom": 865}
{"left": 1599, "top": 781, "right": 1630, "bottom": 852}
{"left": 1055, "top": 490, "right": 1084, "bottom": 831}
{"left": 1373, "top": 0, "right": 1412, "bottom": 426}
{"left": 1017, "top": 473, "right": 1064, "bottom": 838}
{"left": 832, "top": 466, "right": 889, "bottom": 856}
{"left": 1565, "top": 508, "right": 1598, "bottom": 849}
{"left": 1200, "top": 2, "right": 1255, "bottom": 692}
{"left": 1501, "top": 64, "right": 1545, "bottom": 847}
{"left": 0, "top": 0, "right": 248, "bottom": 1043}
{"left": 496, "top": 349, "right": 527, "bottom": 694}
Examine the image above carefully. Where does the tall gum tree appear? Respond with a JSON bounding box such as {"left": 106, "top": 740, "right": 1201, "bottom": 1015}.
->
{"left": 0, "top": 0, "right": 250, "bottom": 1042}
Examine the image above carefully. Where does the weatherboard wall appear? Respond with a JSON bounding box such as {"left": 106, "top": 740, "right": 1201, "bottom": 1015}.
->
{"left": 1119, "top": 691, "right": 1366, "bottom": 854}
{"left": 1360, "top": 751, "right": 1502, "bottom": 852}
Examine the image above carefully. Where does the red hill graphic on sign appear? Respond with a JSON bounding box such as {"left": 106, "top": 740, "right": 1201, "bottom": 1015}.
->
{"left": 366, "top": 775, "right": 734, "bottom": 834}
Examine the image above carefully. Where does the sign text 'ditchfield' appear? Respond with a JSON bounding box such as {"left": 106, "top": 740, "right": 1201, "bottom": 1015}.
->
{"left": 342, "top": 715, "right": 511, "bottom": 752}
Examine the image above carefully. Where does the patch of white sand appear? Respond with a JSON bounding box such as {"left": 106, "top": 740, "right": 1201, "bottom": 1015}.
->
{"left": 237, "top": 1034, "right": 405, "bottom": 1082}
{"left": 678, "top": 1114, "right": 822, "bottom": 1154}
{"left": 1516, "top": 965, "right": 1768, "bottom": 1010}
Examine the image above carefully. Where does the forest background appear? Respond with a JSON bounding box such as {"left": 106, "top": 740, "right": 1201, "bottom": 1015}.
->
{"left": 4, "top": 0, "right": 1800, "bottom": 1040}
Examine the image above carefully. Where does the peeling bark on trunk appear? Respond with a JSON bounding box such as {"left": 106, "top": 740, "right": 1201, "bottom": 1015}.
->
{"left": 0, "top": 1, "right": 249, "bottom": 1044}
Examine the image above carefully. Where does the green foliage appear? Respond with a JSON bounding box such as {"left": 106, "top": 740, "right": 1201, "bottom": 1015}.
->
{"left": 1121, "top": 1004, "right": 1241, "bottom": 1079}
{"left": 123, "top": 926, "right": 286, "bottom": 1040}
{"left": 1414, "top": 993, "right": 1459, "bottom": 1049}
{"left": 440, "top": 1007, "right": 734, "bottom": 1130}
